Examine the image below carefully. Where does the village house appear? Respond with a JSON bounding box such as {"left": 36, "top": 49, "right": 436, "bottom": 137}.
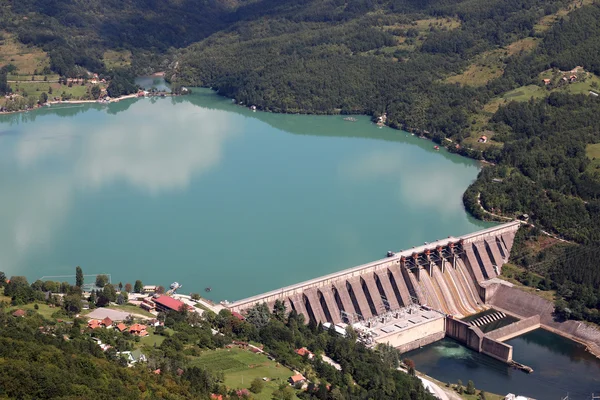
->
{"left": 478, "top": 135, "right": 488, "bottom": 143}
{"left": 542, "top": 78, "right": 551, "bottom": 85}
{"left": 289, "top": 374, "right": 306, "bottom": 385}
{"left": 115, "top": 322, "right": 128, "bottom": 332}
{"left": 295, "top": 347, "right": 314, "bottom": 359}
{"left": 12, "top": 309, "right": 26, "bottom": 318}
{"left": 118, "top": 350, "right": 147, "bottom": 365}
{"left": 129, "top": 323, "right": 149, "bottom": 337}
{"left": 101, "top": 317, "right": 113, "bottom": 328}
{"left": 87, "top": 319, "right": 101, "bottom": 329}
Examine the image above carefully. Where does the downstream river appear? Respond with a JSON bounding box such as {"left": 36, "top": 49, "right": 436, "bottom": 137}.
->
{"left": 0, "top": 87, "right": 489, "bottom": 300}
{"left": 405, "top": 329, "right": 600, "bottom": 399}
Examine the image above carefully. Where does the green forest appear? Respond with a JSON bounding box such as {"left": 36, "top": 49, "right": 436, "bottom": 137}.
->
{"left": 0, "top": 271, "right": 433, "bottom": 400}
{"left": 1, "top": 0, "right": 600, "bottom": 343}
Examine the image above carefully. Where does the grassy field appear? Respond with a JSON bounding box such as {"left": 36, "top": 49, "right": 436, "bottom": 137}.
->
{"left": 189, "top": 347, "right": 299, "bottom": 399}
{"left": 585, "top": 143, "right": 600, "bottom": 180}
{"left": 378, "top": 17, "right": 461, "bottom": 53}
{"left": 446, "top": 38, "right": 538, "bottom": 87}
{"left": 103, "top": 50, "right": 132, "bottom": 69}
{"left": 107, "top": 304, "right": 156, "bottom": 318}
{"left": 8, "top": 303, "right": 67, "bottom": 320}
{"left": 0, "top": 32, "right": 50, "bottom": 75}
{"left": 137, "top": 327, "right": 175, "bottom": 348}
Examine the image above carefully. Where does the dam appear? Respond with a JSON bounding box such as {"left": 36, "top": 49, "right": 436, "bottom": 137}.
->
{"left": 226, "top": 221, "right": 520, "bottom": 323}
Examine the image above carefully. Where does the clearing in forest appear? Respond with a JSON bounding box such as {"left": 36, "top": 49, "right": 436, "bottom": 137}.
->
{"left": 0, "top": 32, "right": 50, "bottom": 75}
{"left": 103, "top": 50, "right": 132, "bottom": 70}
{"left": 189, "top": 347, "right": 300, "bottom": 399}
{"left": 379, "top": 17, "right": 461, "bottom": 53}
{"left": 445, "top": 38, "right": 538, "bottom": 86}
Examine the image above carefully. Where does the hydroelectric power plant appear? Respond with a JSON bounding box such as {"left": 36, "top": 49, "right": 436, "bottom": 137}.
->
{"left": 225, "top": 221, "right": 552, "bottom": 365}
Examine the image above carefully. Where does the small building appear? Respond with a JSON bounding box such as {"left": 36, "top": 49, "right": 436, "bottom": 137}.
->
{"left": 143, "top": 285, "right": 158, "bottom": 294}
{"left": 153, "top": 295, "right": 187, "bottom": 313}
{"left": 231, "top": 311, "right": 245, "bottom": 321}
{"left": 88, "top": 319, "right": 101, "bottom": 329}
{"left": 478, "top": 135, "right": 488, "bottom": 143}
{"left": 101, "top": 317, "right": 113, "bottom": 327}
{"left": 289, "top": 374, "right": 306, "bottom": 385}
{"left": 140, "top": 299, "right": 156, "bottom": 311}
{"left": 118, "top": 349, "right": 147, "bottom": 365}
{"left": 569, "top": 75, "right": 577, "bottom": 82}
{"left": 153, "top": 369, "right": 161, "bottom": 375}
{"left": 115, "top": 323, "right": 128, "bottom": 332}
{"left": 542, "top": 78, "right": 551, "bottom": 85}
{"left": 12, "top": 309, "right": 26, "bottom": 317}
{"left": 295, "top": 347, "right": 314, "bottom": 359}
{"left": 129, "top": 323, "right": 148, "bottom": 337}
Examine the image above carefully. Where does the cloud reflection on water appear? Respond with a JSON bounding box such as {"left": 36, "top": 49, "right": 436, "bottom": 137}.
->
{"left": 1, "top": 100, "right": 238, "bottom": 274}
{"left": 342, "top": 148, "right": 470, "bottom": 213}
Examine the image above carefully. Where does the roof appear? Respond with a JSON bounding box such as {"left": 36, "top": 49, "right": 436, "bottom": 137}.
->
{"left": 101, "top": 317, "right": 112, "bottom": 326}
{"left": 12, "top": 309, "right": 26, "bottom": 317}
{"left": 295, "top": 347, "right": 313, "bottom": 357}
{"left": 231, "top": 311, "right": 245, "bottom": 320}
{"left": 116, "top": 323, "right": 127, "bottom": 332}
{"left": 88, "top": 319, "right": 101, "bottom": 329}
{"left": 154, "top": 295, "right": 186, "bottom": 311}
{"left": 210, "top": 395, "right": 223, "bottom": 400}
{"left": 289, "top": 374, "right": 306, "bottom": 383}
{"left": 129, "top": 323, "right": 147, "bottom": 332}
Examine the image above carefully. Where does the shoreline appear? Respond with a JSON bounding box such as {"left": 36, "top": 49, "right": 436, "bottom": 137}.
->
{"left": 0, "top": 92, "right": 173, "bottom": 116}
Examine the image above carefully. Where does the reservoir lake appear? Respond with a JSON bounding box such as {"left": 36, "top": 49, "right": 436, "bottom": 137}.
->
{"left": 0, "top": 86, "right": 488, "bottom": 300}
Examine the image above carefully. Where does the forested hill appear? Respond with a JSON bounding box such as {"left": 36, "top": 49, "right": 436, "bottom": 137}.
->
{"left": 1, "top": 0, "right": 252, "bottom": 76}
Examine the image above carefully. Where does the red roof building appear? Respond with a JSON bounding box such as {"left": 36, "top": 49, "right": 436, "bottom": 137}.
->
{"left": 12, "top": 309, "right": 26, "bottom": 317}
{"left": 289, "top": 374, "right": 306, "bottom": 385}
{"left": 210, "top": 395, "right": 223, "bottom": 400}
{"left": 295, "top": 347, "right": 314, "bottom": 359}
{"left": 88, "top": 320, "right": 101, "bottom": 329}
{"left": 129, "top": 324, "right": 148, "bottom": 336}
{"left": 116, "top": 323, "right": 128, "bottom": 332}
{"left": 231, "top": 311, "right": 245, "bottom": 320}
{"left": 101, "top": 317, "right": 113, "bottom": 327}
{"left": 153, "top": 295, "right": 187, "bottom": 313}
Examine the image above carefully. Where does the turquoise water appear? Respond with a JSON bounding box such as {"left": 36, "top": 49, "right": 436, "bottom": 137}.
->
{"left": 405, "top": 329, "right": 600, "bottom": 399}
{"left": 0, "top": 89, "right": 489, "bottom": 301}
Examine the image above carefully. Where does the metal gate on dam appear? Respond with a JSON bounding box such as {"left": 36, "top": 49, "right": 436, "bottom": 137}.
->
{"left": 225, "top": 221, "right": 520, "bottom": 324}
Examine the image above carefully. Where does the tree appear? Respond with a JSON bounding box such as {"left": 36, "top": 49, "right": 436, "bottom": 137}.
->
{"left": 466, "top": 380, "right": 476, "bottom": 395}
{"left": 118, "top": 282, "right": 123, "bottom": 291}
{"left": 89, "top": 290, "right": 97, "bottom": 308}
{"left": 103, "top": 285, "right": 117, "bottom": 302}
{"left": 125, "top": 283, "right": 132, "bottom": 293}
{"left": 91, "top": 85, "right": 101, "bottom": 99}
{"left": 0, "top": 271, "right": 5, "bottom": 287}
{"left": 271, "top": 384, "right": 294, "bottom": 400}
{"left": 273, "top": 299, "right": 286, "bottom": 321}
{"left": 96, "top": 274, "right": 109, "bottom": 288}
{"left": 116, "top": 294, "right": 125, "bottom": 305}
{"left": 134, "top": 280, "right": 143, "bottom": 293}
{"left": 246, "top": 303, "right": 271, "bottom": 328}
{"left": 39, "top": 92, "right": 48, "bottom": 104}
{"left": 63, "top": 294, "right": 82, "bottom": 315}
{"left": 76, "top": 266, "right": 84, "bottom": 287}
{"left": 191, "top": 293, "right": 201, "bottom": 301}
{"left": 0, "top": 70, "right": 10, "bottom": 95}
{"left": 249, "top": 378, "right": 264, "bottom": 394}
{"left": 156, "top": 286, "right": 165, "bottom": 294}
{"left": 48, "top": 86, "right": 53, "bottom": 94}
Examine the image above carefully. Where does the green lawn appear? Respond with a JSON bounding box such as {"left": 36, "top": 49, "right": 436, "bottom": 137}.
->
{"left": 9, "top": 303, "right": 67, "bottom": 321}
{"left": 189, "top": 347, "right": 300, "bottom": 399}
{"left": 107, "top": 304, "right": 156, "bottom": 318}
{"left": 137, "top": 327, "right": 174, "bottom": 348}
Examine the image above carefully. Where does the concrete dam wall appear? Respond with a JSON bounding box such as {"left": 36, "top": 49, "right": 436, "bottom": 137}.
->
{"left": 226, "top": 221, "right": 520, "bottom": 324}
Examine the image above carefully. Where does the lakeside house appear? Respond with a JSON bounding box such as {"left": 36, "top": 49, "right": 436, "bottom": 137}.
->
{"left": 152, "top": 295, "right": 191, "bottom": 313}
{"left": 129, "top": 323, "right": 149, "bottom": 337}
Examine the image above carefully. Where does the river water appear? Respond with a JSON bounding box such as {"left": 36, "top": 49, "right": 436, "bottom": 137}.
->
{"left": 0, "top": 87, "right": 488, "bottom": 300}
{"left": 405, "top": 329, "right": 600, "bottom": 399}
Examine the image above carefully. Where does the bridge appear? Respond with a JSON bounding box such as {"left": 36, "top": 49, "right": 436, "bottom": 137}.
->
{"left": 226, "top": 221, "right": 520, "bottom": 324}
